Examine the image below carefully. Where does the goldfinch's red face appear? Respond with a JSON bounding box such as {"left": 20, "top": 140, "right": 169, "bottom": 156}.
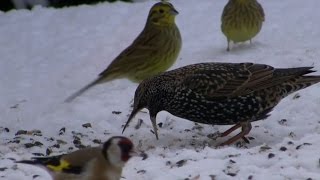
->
{"left": 103, "top": 136, "right": 135, "bottom": 167}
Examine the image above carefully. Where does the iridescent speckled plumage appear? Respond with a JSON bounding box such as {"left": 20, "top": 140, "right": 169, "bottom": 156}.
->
{"left": 123, "top": 62, "right": 320, "bottom": 145}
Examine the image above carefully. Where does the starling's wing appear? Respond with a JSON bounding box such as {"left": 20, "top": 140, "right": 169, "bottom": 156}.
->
{"left": 179, "top": 63, "right": 275, "bottom": 97}
{"left": 99, "top": 28, "right": 159, "bottom": 77}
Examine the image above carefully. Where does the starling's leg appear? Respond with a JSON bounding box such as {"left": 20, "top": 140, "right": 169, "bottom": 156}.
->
{"left": 219, "top": 123, "right": 241, "bottom": 137}
{"left": 219, "top": 121, "right": 252, "bottom": 146}
{"left": 150, "top": 116, "right": 159, "bottom": 140}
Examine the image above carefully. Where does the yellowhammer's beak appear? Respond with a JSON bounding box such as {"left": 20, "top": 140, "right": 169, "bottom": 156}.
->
{"left": 170, "top": 8, "right": 179, "bottom": 15}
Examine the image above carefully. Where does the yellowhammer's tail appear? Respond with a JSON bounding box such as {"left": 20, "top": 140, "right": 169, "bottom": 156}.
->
{"left": 64, "top": 77, "right": 103, "bottom": 103}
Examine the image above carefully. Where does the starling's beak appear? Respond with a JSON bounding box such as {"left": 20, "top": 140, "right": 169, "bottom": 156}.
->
{"left": 170, "top": 8, "right": 179, "bottom": 16}
{"left": 122, "top": 108, "right": 141, "bottom": 134}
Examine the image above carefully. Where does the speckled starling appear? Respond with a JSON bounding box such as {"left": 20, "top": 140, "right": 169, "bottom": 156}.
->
{"left": 122, "top": 62, "right": 320, "bottom": 145}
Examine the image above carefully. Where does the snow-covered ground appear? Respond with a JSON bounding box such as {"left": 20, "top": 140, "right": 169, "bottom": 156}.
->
{"left": 1, "top": 0, "right": 320, "bottom": 179}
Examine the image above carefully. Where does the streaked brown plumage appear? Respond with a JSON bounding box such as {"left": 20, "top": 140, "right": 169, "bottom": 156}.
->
{"left": 122, "top": 62, "right": 320, "bottom": 145}
{"left": 221, "top": 0, "right": 265, "bottom": 51}
{"left": 65, "top": 1, "right": 182, "bottom": 102}
{"left": 16, "top": 136, "right": 136, "bottom": 180}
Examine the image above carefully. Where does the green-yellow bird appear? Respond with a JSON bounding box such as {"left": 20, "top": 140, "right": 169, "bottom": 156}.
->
{"left": 221, "top": 0, "right": 265, "bottom": 51}
{"left": 65, "top": 1, "right": 182, "bottom": 102}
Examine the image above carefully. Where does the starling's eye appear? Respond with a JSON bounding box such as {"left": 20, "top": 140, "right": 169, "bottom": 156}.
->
{"left": 159, "top": 9, "right": 164, "bottom": 13}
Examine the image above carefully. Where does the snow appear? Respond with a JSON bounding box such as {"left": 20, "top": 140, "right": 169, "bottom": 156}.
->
{"left": 1, "top": 0, "right": 320, "bottom": 179}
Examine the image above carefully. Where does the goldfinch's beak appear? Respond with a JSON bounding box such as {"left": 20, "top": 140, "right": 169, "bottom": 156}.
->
{"left": 170, "top": 8, "right": 179, "bottom": 15}
{"left": 130, "top": 149, "right": 148, "bottom": 160}
{"left": 129, "top": 149, "right": 140, "bottom": 157}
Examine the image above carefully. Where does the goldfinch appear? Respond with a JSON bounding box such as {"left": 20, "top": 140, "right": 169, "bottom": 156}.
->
{"left": 16, "top": 136, "right": 136, "bottom": 180}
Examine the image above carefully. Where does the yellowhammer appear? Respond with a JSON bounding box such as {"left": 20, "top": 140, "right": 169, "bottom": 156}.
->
{"left": 221, "top": 0, "right": 265, "bottom": 51}
{"left": 65, "top": 1, "right": 182, "bottom": 102}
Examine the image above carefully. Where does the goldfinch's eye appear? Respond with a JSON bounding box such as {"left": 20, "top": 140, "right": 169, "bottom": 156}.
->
{"left": 159, "top": 9, "right": 164, "bottom": 13}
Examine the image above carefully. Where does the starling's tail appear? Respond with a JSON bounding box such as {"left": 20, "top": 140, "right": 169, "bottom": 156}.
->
{"left": 274, "top": 67, "right": 315, "bottom": 77}
{"left": 294, "top": 75, "right": 320, "bottom": 88}
{"left": 282, "top": 75, "right": 320, "bottom": 96}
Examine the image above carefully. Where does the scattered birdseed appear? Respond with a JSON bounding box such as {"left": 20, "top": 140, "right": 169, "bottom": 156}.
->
{"left": 279, "top": 146, "right": 287, "bottom": 151}
{"left": 112, "top": 111, "right": 122, "bottom": 115}
{"left": 166, "top": 161, "right": 171, "bottom": 166}
{"left": 140, "top": 152, "right": 148, "bottom": 160}
{"left": 24, "top": 141, "right": 43, "bottom": 148}
{"left": 82, "top": 123, "right": 92, "bottom": 128}
{"left": 268, "top": 153, "right": 275, "bottom": 159}
{"left": 278, "top": 119, "right": 288, "bottom": 125}
{"left": 92, "top": 139, "right": 102, "bottom": 144}
{"left": 32, "top": 153, "right": 44, "bottom": 156}
{"left": 296, "top": 143, "right": 312, "bottom": 150}
{"left": 135, "top": 119, "right": 143, "bottom": 130}
{"left": 15, "top": 130, "right": 27, "bottom": 136}
{"left": 176, "top": 159, "right": 187, "bottom": 167}
{"left": 292, "top": 93, "right": 301, "bottom": 99}
{"left": 56, "top": 139, "right": 67, "bottom": 145}
{"left": 32, "top": 175, "right": 40, "bottom": 179}
{"left": 0, "top": 167, "right": 7, "bottom": 172}
{"left": 59, "top": 127, "right": 66, "bottom": 135}
{"left": 46, "top": 148, "right": 52, "bottom": 156}
{"left": 209, "top": 175, "right": 216, "bottom": 180}
{"left": 137, "top": 170, "right": 146, "bottom": 174}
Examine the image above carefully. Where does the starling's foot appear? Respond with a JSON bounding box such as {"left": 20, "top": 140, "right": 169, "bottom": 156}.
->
{"left": 220, "top": 123, "right": 241, "bottom": 137}
{"left": 218, "top": 121, "right": 252, "bottom": 146}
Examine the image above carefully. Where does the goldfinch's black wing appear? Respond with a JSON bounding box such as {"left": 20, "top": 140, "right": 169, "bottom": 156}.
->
{"left": 16, "top": 155, "right": 83, "bottom": 174}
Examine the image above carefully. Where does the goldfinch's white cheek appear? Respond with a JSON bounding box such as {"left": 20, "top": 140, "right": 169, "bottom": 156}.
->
{"left": 107, "top": 143, "right": 123, "bottom": 167}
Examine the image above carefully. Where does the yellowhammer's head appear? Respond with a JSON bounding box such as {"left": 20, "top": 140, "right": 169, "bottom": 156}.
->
{"left": 147, "top": 1, "right": 178, "bottom": 26}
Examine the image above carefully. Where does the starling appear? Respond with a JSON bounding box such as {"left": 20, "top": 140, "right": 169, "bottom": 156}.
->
{"left": 221, "top": 0, "right": 265, "bottom": 51}
{"left": 122, "top": 62, "right": 320, "bottom": 145}
{"left": 16, "top": 136, "right": 137, "bottom": 180}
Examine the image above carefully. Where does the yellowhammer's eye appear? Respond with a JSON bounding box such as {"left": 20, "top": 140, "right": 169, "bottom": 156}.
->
{"left": 159, "top": 9, "right": 164, "bottom": 13}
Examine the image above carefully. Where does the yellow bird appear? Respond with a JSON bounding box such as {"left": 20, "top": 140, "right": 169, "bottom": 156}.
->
{"left": 16, "top": 136, "right": 137, "bottom": 180}
{"left": 221, "top": 0, "right": 265, "bottom": 51}
{"left": 65, "top": 1, "right": 182, "bottom": 102}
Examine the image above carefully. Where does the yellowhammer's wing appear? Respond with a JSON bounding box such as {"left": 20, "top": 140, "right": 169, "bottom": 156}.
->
{"left": 256, "top": 1, "right": 265, "bottom": 21}
{"left": 99, "top": 29, "right": 159, "bottom": 77}
{"left": 221, "top": 0, "right": 232, "bottom": 21}
{"left": 177, "top": 63, "right": 275, "bottom": 97}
